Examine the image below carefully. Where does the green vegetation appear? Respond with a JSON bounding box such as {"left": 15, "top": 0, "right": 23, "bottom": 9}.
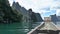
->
{"left": 0, "top": 0, "right": 23, "bottom": 23}
{"left": 31, "top": 12, "right": 37, "bottom": 22}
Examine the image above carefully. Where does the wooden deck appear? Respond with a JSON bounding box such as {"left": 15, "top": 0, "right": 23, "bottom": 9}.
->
{"left": 27, "top": 22, "right": 60, "bottom": 34}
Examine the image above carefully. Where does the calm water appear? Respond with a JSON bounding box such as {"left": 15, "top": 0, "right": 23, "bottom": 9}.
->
{"left": 0, "top": 22, "right": 41, "bottom": 34}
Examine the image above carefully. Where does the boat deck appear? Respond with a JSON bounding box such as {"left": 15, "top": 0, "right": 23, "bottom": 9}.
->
{"left": 27, "top": 22, "right": 60, "bottom": 34}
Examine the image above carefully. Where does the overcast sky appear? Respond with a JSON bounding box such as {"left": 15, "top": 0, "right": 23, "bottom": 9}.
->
{"left": 8, "top": 0, "right": 60, "bottom": 19}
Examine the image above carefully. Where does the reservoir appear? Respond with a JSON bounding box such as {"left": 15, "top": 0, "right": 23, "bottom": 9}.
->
{"left": 0, "top": 22, "right": 41, "bottom": 34}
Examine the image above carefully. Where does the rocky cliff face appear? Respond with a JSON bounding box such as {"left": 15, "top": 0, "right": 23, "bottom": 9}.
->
{"left": 12, "top": 2, "right": 43, "bottom": 23}
{"left": 28, "top": 9, "right": 43, "bottom": 22}
{"left": 0, "top": 0, "right": 23, "bottom": 23}
{"left": 12, "top": 2, "right": 28, "bottom": 15}
{"left": 35, "top": 13, "right": 43, "bottom": 22}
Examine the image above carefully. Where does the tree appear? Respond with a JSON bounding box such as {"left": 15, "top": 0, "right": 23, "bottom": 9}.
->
{"left": 0, "top": 0, "right": 23, "bottom": 23}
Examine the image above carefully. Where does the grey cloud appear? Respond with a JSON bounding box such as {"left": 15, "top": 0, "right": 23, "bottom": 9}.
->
{"left": 53, "top": 6, "right": 60, "bottom": 9}
{"left": 54, "top": 0, "right": 60, "bottom": 1}
{"left": 40, "top": 7, "right": 50, "bottom": 11}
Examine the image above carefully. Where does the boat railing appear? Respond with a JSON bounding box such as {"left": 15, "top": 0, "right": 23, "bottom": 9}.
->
{"left": 27, "top": 22, "right": 45, "bottom": 34}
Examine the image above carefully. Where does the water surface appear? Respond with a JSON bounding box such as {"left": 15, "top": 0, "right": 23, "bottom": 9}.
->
{"left": 0, "top": 22, "right": 41, "bottom": 34}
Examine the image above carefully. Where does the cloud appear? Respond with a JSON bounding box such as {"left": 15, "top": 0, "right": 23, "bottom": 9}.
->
{"left": 8, "top": 0, "right": 14, "bottom": 6}
{"left": 8, "top": 0, "right": 60, "bottom": 18}
{"left": 40, "top": 7, "right": 50, "bottom": 11}
{"left": 50, "top": 1, "right": 60, "bottom": 9}
{"left": 56, "top": 9, "right": 60, "bottom": 16}
{"left": 54, "top": 0, "right": 60, "bottom": 2}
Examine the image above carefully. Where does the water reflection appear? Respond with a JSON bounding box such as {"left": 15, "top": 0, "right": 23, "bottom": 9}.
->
{"left": 0, "top": 22, "right": 41, "bottom": 34}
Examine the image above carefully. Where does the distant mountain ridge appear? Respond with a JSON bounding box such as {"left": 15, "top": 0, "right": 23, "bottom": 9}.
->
{"left": 12, "top": 2, "right": 27, "bottom": 15}
{"left": 12, "top": 2, "right": 43, "bottom": 22}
